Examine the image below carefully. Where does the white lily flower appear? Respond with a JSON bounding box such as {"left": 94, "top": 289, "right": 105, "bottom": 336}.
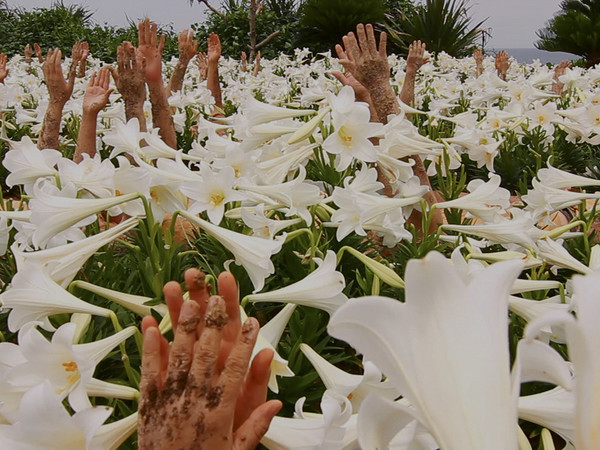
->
{"left": 523, "top": 271, "right": 600, "bottom": 449}
{"left": 246, "top": 251, "right": 347, "bottom": 315}
{"left": 182, "top": 164, "right": 245, "bottom": 225}
{"left": 71, "top": 280, "right": 168, "bottom": 317}
{"left": 240, "top": 204, "right": 301, "bottom": 239}
{"left": 239, "top": 166, "right": 323, "bottom": 225}
{"left": 103, "top": 117, "right": 142, "bottom": 159}
{"left": 241, "top": 305, "right": 295, "bottom": 393}
{"left": 0, "top": 261, "right": 112, "bottom": 332}
{"left": 261, "top": 390, "right": 358, "bottom": 450}
{"left": 57, "top": 154, "right": 116, "bottom": 198}
{"left": 243, "top": 97, "right": 316, "bottom": 128}
{"left": 523, "top": 178, "right": 600, "bottom": 220}
{"left": 2, "top": 136, "right": 61, "bottom": 194}
{"left": 11, "top": 217, "right": 138, "bottom": 288}
{"left": 441, "top": 209, "right": 541, "bottom": 249}
{"left": 322, "top": 86, "right": 383, "bottom": 171}
{"left": 518, "top": 386, "right": 575, "bottom": 447}
{"left": 29, "top": 180, "right": 139, "bottom": 249}
{"left": 0, "top": 381, "right": 112, "bottom": 449}
{"left": 179, "top": 210, "right": 283, "bottom": 292}
{"left": 329, "top": 252, "right": 524, "bottom": 450}
{"left": 300, "top": 343, "right": 399, "bottom": 411}
{"left": 89, "top": 412, "right": 138, "bottom": 450}
{"left": 537, "top": 237, "right": 593, "bottom": 275}
{"left": 433, "top": 174, "right": 510, "bottom": 222}
{"left": 538, "top": 161, "right": 600, "bottom": 189}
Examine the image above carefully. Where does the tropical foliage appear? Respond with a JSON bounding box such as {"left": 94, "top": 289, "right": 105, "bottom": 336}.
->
{"left": 536, "top": 0, "right": 600, "bottom": 67}
{"left": 385, "top": 0, "right": 486, "bottom": 57}
{"left": 296, "top": 0, "right": 387, "bottom": 53}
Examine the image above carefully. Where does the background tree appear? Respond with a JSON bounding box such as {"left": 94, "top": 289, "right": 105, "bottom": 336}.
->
{"left": 536, "top": 0, "right": 600, "bottom": 67}
{"left": 296, "top": 0, "right": 386, "bottom": 53}
{"left": 0, "top": 1, "right": 179, "bottom": 62}
{"left": 385, "top": 0, "right": 485, "bottom": 57}
{"left": 191, "top": 0, "right": 302, "bottom": 58}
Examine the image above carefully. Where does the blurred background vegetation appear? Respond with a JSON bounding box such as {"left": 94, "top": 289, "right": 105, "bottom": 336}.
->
{"left": 0, "top": 0, "right": 489, "bottom": 61}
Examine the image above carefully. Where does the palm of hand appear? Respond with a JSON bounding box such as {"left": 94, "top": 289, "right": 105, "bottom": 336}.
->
{"left": 47, "top": 77, "right": 71, "bottom": 103}
{"left": 83, "top": 86, "right": 109, "bottom": 114}
{"left": 138, "top": 45, "right": 162, "bottom": 83}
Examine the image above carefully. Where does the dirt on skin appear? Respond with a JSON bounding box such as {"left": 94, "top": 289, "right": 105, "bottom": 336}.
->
{"left": 205, "top": 297, "right": 228, "bottom": 328}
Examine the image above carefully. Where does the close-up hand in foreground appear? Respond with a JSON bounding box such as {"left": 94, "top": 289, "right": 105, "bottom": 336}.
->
{"left": 138, "top": 269, "right": 282, "bottom": 450}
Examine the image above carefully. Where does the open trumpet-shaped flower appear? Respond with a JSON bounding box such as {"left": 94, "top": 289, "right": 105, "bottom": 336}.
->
{"left": 0, "top": 381, "right": 112, "bottom": 449}
{"left": 329, "top": 252, "right": 524, "bottom": 450}
{"left": 245, "top": 250, "right": 347, "bottom": 315}
{"left": 0, "top": 261, "right": 111, "bottom": 332}
{"left": 11, "top": 217, "right": 138, "bottom": 288}
{"left": 29, "top": 180, "right": 139, "bottom": 249}
{"left": 525, "top": 272, "right": 600, "bottom": 449}
{"left": 178, "top": 210, "right": 283, "bottom": 292}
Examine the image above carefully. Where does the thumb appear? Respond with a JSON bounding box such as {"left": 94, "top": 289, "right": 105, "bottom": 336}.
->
{"left": 233, "top": 400, "right": 282, "bottom": 450}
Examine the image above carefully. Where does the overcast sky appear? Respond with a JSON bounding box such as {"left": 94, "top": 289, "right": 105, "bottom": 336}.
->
{"left": 8, "top": 0, "right": 563, "bottom": 48}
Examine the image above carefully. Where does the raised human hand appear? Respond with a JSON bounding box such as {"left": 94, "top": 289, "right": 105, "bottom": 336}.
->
{"left": 83, "top": 67, "right": 113, "bottom": 115}
{"left": 42, "top": 48, "right": 75, "bottom": 104}
{"left": 495, "top": 50, "right": 510, "bottom": 80}
{"left": 252, "top": 50, "right": 262, "bottom": 77}
{"left": 331, "top": 70, "right": 371, "bottom": 104}
{"left": 139, "top": 269, "right": 282, "bottom": 449}
{"left": 137, "top": 18, "right": 165, "bottom": 84}
{"left": 0, "top": 53, "right": 8, "bottom": 84}
{"left": 552, "top": 59, "right": 571, "bottom": 94}
{"left": 335, "top": 23, "right": 389, "bottom": 89}
{"left": 195, "top": 52, "right": 208, "bottom": 81}
{"left": 241, "top": 51, "right": 248, "bottom": 71}
{"left": 24, "top": 44, "right": 32, "bottom": 64}
{"left": 406, "top": 40, "right": 428, "bottom": 72}
{"left": 207, "top": 32, "right": 222, "bottom": 65}
{"left": 109, "top": 42, "right": 146, "bottom": 107}
{"left": 473, "top": 47, "right": 484, "bottom": 77}
{"left": 177, "top": 28, "right": 198, "bottom": 65}
{"left": 33, "top": 43, "right": 44, "bottom": 63}
{"left": 71, "top": 41, "right": 90, "bottom": 78}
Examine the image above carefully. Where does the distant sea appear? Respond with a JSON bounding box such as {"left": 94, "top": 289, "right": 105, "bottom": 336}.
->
{"left": 490, "top": 48, "right": 578, "bottom": 65}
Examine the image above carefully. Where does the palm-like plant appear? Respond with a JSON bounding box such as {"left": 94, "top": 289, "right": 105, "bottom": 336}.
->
{"left": 536, "top": 0, "right": 600, "bottom": 67}
{"left": 385, "top": 0, "right": 485, "bottom": 57}
{"left": 297, "top": 0, "right": 387, "bottom": 53}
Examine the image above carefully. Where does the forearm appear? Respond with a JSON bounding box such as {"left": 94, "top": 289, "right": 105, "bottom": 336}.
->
{"left": 148, "top": 81, "right": 177, "bottom": 148}
{"left": 73, "top": 111, "right": 98, "bottom": 162}
{"left": 399, "top": 68, "right": 417, "bottom": 107}
{"left": 38, "top": 101, "right": 65, "bottom": 150}
{"left": 124, "top": 101, "right": 148, "bottom": 132}
{"left": 167, "top": 61, "right": 189, "bottom": 94}
{"left": 207, "top": 61, "right": 222, "bottom": 109}
{"left": 367, "top": 81, "right": 400, "bottom": 125}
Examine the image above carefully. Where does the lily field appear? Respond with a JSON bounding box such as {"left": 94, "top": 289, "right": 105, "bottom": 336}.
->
{"left": 1, "top": 49, "right": 600, "bottom": 449}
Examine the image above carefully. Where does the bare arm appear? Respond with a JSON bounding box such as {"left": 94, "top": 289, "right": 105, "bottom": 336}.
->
{"left": 72, "top": 41, "right": 90, "bottom": 78}
{"left": 0, "top": 53, "right": 8, "bottom": 84}
{"left": 38, "top": 48, "right": 75, "bottom": 150}
{"left": 399, "top": 40, "right": 427, "bottom": 107}
{"left": 207, "top": 32, "right": 224, "bottom": 111}
{"left": 74, "top": 67, "right": 113, "bottom": 162}
{"left": 138, "top": 18, "right": 177, "bottom": 148}
{"left": 495, "top": 50, "right": 510, "bottom": 80}
{"left": 167, "top": 28, "right": 198, "bottom": 94}
{"left": 109, "top": 42, "right": 148, "bottom": 131}
{"left": 552, "top": 60, "right": 571, "bottom": 95}
{"left": 473, "top": 48, "right": 483, "bottom": 78}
